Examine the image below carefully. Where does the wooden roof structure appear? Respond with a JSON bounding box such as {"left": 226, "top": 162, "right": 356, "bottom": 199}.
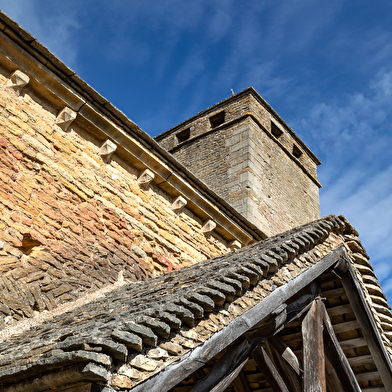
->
{"left": 0, "top": 215, "right": 391, "bottom": 392}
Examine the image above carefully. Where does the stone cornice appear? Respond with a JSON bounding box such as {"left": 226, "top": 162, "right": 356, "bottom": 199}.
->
{"left": 155, "top": 86, "right": 321, "bottom": 167}
{"left": 0, "top": 11, "right": 266, "bottom": 244}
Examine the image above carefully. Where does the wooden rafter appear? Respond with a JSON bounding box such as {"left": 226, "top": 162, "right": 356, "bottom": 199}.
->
{"left": 265, "top": 338, "right": 301, "bottom": 392}
{"left": 335, "top": 259, "right": 392, "bottom": 391}
{"left": 190, "top": 339, "right": 261, "bottom": 392}
{"left": 321, "top": 298, "right": 362, "bottom": 392}
{"left": 231, "top": 371, "right": 252, "bottom": 392}
{"left": 252, "top": 347, "right": 289, "bottom": 392}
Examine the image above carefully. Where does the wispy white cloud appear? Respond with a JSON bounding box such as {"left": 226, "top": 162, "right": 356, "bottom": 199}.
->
{"left": 304, "top": 69, "right": 392, "bottom": 298}
{"left": 0, "top": 0, "right": 80, "bottom": 68}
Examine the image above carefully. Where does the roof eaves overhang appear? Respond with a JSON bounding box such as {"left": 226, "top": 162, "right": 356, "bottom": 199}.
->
{"left": 132, "top": 245, "right": 392, "bottom": 392}
{"left": 0, "top": 11, "right": 265, "bottom": 244}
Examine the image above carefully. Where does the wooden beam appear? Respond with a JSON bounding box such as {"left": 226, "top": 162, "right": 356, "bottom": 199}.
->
{"left": 326, "top": 303, "right": 353, "bottom": 317}
{"left": 355, "top": 371, "right": 381, "bottom": 382}
{"left": 210, "top": 358, "right": 248, "bottom": 392}
{"left": 245, "top": 294, "right": 315, "bottom": 341}
{"left": 320, "top": 299, "right": 362, "bottom": 392}
{"left": 130, "top": 246, "right": 347, "bottom": 392}
{"left": 231, "top": 371, "right": 252, "bottom": 392}
{"left": 348, "top": 354, "right": 375, "bottom": 366}
{"left": 302, "top": 298, "right": 326, "bottom": 392}
{"left": 339, "top": 337, "right": 367, "bottom": 350}
{"left": 267, "top": 336, "right": 301, "bottom": 375}
{"left": 252, "top": 347, "right": 289, "bottom": 392}
{"left": 190, "top": 339, "right": 260, "bottom": 392}
{"left": 322, "top": 287, "right": 346, "bottom": 298}
{"left": 265, "top": 339, "right": 301, "bottom": 392}
{"left": 332, "top": 320, "right": 360, "bottom": 334}
{"left": 335, "top": 257, "right": 392, "bottom": 391}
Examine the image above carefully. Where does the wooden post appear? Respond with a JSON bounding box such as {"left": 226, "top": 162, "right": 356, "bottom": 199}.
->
{"left": 302, "top": 298, "right": 326, "bottom": 392}
{"left": 252, "top": 347, "right": 289, "bottom": 392}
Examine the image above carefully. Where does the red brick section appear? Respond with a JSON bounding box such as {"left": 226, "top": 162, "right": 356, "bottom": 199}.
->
{"left": 0, "top": 69, "right": 231, "bottom": 326}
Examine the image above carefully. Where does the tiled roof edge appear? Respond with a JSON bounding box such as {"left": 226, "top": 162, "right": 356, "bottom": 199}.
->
{"left": 1, "top": 214, "right": 391, "bottom": 388}
{"left": 0, "top": 215, "right": 340, "bottom": 387}
{"left": 338, "top": 215, "right": 392, "bottom": 356}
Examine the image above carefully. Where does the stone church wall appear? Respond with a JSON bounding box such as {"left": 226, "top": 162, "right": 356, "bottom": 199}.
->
{"left": 0, "top": 67, "right": 233, "bottom": 326}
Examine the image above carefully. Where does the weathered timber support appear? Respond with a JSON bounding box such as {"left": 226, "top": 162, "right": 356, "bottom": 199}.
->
{"left": 265, "top": 338, "right": 301, "bottom": 392}
{"left": 320, "top": 300, "right": 362, "bottom": 392}
{"left": 245, "top": 294, "right": 315, "bottom": 341}
{"left": 302, "top": 298, "right": 326, "bottom": 392}
{"left": 335, "top": 257, "right": 392, "bottom": 391}
{"left": 252, "top": 347, "right": 289, "bottom": 392}
{"left": 231, "top": 371, "right": 252, "bottom": 392}
{"left": 189, "top": 339, "right": 262, "bottom": 392}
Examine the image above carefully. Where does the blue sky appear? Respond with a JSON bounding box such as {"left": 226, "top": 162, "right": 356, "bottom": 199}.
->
{"left": 1, "top": 1, "right": 392, "bottom": 302}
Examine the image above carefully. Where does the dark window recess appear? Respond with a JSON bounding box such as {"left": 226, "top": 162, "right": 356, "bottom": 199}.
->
{"left": 271, "top": 122, "right": 283, "bottom": 138}
{"left": 209, "top": 111, "right": 225, "bottom": 127}
{"left": 176, "top": 128, "right": 191, "bottom": 143}
{"left": 293, "top": 145, "right": 303, "bottom": 158}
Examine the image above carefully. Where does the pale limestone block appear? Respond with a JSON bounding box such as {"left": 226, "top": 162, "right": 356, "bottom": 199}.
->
{"left": 159, "top": 342, "right": 182, "bottom": 355}
{"left": 137, "top": 168, "right": 155, "bottom": 189}
{"left": 146, "top": 347, "right": 169, "bottom": 359}
{"left": 112, "top": 374, "right": 132, "bottom": 388}
{"left": 118, "top": 365, "right": 141, "bottom": 380}
{"left": 7, "top": 70, "right": 30, "bottom": 95}
{"left": 55, "top": 107, "right": 77, "bottom": 131}
{"left": 173, "top": 336, "right": 198, "bottom": 349}
{"left": 179, "top": 330, "right": 200, "bottom": 341}
{"left": 130, "top": 355, "right": 158, "bottom": 371}
{"left": 201, "top": 219, "right": 216, "bottom": 234}
{"left": 229, "top": 240, "right": 242, "bottom": 251}
{"left": 98, "top": 139, "right": 117, "bottom": 161}
{"left": 171, "top": 195, "right": 187, "bottom": 212}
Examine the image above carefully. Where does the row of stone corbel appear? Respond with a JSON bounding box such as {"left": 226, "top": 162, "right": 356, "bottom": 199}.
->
{"left": 6, "top": 70, "right": 242, "bottom": 252}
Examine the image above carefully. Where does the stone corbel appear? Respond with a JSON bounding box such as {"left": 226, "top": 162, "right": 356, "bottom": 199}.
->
{"left": 7, "top": 70, "right": 30, "bottom": 95}
{"left": 56, "top": 107, "right": 77, "bottom": 131}
{"left": 229, "top": 240, "right": 242, "bottom": 251}
{"left": 137, "top": 169, "right": 155, "bottom": 189}
{"left": 98, "top": 139, "right": 117, "bottom": 162}
{"left": 171, "top": 195, "right": 187, "bottom": 212}
{"left": 201, "top": 219, "right": 216, "bottom": 235}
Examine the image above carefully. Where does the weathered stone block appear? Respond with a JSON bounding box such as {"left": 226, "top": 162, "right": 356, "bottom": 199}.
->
{"left": 56, "top": 107, "right": 77, "bottom": 131}
{"left": 201, "top": 219, "right": 216, "bottom": 234}
{"left": 171, "top": 195, "right": 187, "bottom": 212}
{"left": 137, "top": 168, "right": 155, "bottom": 189}
{"left": 7, "top": 70, "right": 30, "bottom": 95}
{"left": 98, "top": 139, "right": 117, "bottom": 161}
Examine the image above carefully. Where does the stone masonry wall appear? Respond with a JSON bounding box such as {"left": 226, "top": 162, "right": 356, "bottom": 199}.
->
{"left": 0, "top": 67, "right": 232, "bottom": 327}
{"left": 157, "top": 92, "right": 320, "bottom": 237}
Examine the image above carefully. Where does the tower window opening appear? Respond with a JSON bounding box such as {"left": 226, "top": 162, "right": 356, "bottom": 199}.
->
{"left": 271, "top": 121, "right": 283, "bottom": 138}
{"left": 293, "top": 144, "right": 303, "bottom": 158}
{"left": 209, "top": 111, "right": 225, "bottom": 128}
{"left": 176, "top": 128, "right": 191, "bottom": 143}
